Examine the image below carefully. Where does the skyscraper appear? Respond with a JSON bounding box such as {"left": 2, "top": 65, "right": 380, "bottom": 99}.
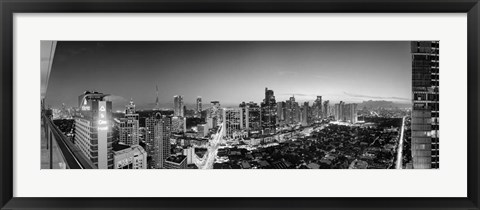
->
{"left": 173, "top": 95, "right": 184, "bottom": 117}
{"left": 323, "top": 100, "right": 330, "bottom": 118}
{"left": 411, "top": 41, "right": 439, "bottom": 169}
{"left": 74, "top": 91, "right": 113, "bottom": 169}
{"left": 314, "top": 96, "right": 323, "bottom": 119}
{"left": 301, "top": 102, "right": 309, "bottom": 126}
{"left": 196, "top": 96, "right": 202, "bottom": 114}
{"left": 154, "top": 85, "right": 160, "bottom": 110}
{"left": 222, "top": 108, "right": 244, "bottom": 139}
{"left": 240, "top": 102, "right": 262, "bottom": 135}
{"left": 153, "top": 115, "right": 171, "bottom": 169}
{"left": 261, "top": 88, "right": 277, "bottom": 135}
{"left": 119, "top": 99, "right": 140, "bottom": 145}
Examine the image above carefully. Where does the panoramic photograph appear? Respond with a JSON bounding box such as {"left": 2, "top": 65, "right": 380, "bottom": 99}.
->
{"left": 40, "top": 41, "right": 439, "bottom": 170}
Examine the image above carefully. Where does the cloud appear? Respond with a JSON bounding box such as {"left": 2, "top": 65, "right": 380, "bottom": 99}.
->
{"left": 343, "top": 92, "right": 410, "bottom": 101}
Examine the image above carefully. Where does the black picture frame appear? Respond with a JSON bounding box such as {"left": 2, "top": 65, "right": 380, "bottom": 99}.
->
{"left": 1, "top": 0, "right": 479, "bottom": 209}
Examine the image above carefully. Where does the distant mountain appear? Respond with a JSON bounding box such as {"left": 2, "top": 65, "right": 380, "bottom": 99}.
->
{"left": 357, "top": 100, "right": 412, "bottom": 109}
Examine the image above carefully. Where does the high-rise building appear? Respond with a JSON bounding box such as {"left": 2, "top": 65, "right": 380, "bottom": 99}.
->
{"left": 210, "top": 101, "right": 221, "bottom": 123}
{"left": 119, "top": 99, "right": 140, "bottom": 145}
{"left": 171, "top": 116, "right": 186, "bottom": 133}
{"left": 173, "top": 95, "right": 184, "bottom": 117}
{"left": 154, "top": 85, "right": 160, "bottom": 110}
{"left": 276, "top": 101, "right": 285, "bottom": 124}
{"left": 240, "top": 102, "right": 262, "bottom": 135}
{"left": 301, "top": 102, "right": 309, "bottom": 126}
{"left": 74, "top": 91, "right": 113, "bottom": 169}
{"left": 153, "top": 115, "right": 171, "bottom": 169}
{"left": 334, "top": 102, "right": 357, "bottom": 123}
{"left": 314, "top": 96, "right": 323, "bottom": 119}
{"left": 145, "top": 112, "right": 160, "bottom": 158}
{"left": 261, "top": 88, "right": 277, "bottom": 134}
{"left": 113, "top": 144, "right": 147, "bottom": 169}
{"left": 323, "top": 100, "right": 330, "bottom": 118}
{"left": 222, "top": 108, "right": 244, "bottom": 139}
{"left": 196, "top": 96, "right": 202, "bottom": 114}
{"left": 411, "top": 41, "right": 439, "bottom": 169}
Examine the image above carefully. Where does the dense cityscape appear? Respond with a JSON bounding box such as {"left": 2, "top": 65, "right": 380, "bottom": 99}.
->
{"left": 41, "top": 41, "right": 439, "bottom": 170}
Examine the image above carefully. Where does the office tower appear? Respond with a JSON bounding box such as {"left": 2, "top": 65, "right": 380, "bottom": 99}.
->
{"left": 153, "top": 115, "right": 171, "bottom": 169}
{"left": 301, "top": 102, "right": 309, "bottom": 126}
{"left": 276, "top": 102, "right": 284, "bottom": 123}
{"left": 154, "top": 85, "right": 160, "bottom": 110}
{"left": 164, "top": 155, "right": 187, "bottom": 169}
{"left": 344, "top": 103, "right": 358, "bottom": 124}
{"left": 334, "top": 101, "right": 357, "bottom": 123}
{"left": 335, "top": 101, "right": 345, "bottom": 121}
{"left": 323, "top": 100, "right": 330, "bottom": 118}
{"left": 222, "top": 108, "right": 244, "bottom": 139}
{"left": 411, "top": 41, "right": 439, "bottom": 169}
{"left": 261, "top": 88, "right": 277, "bottom": 134}
{"left": 145, "top": 114, "right": 158, "bottom": 157}
{"left": 74, "top": 91, "right": 113, "bottom": 169}
{"left": 240, "top": 102, "right": 262, "bottom": 135}
{"left": 314, "top": 96, "right": 323, "bottom": 119}
{"left": 119, "top": 99, "right": 140, "bottom": 145}
{"left": 196, "top": 96, "right": 202, "bottom": 114}
{"left": 113, "top": 144, "right": 148, "bottom": 169}
{"left": 173, "top": 95, "right": 184, "bottom": 117}
{"left": 171, "top": 116, "right": 186, "bottom": 133}
{"left": 210, "top": 101, "right": 222, "bottom": 123}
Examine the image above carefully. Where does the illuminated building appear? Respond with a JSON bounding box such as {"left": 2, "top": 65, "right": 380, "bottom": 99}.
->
{"left": 240, "top": 102, "right": 262, "bottom": 135}
{"left": 411, "top": 41, "right": 439, "bottom": 169}
{"left": 119, "top": 99, "right": 140, "bottom": 145}
{"left": 113, "top": 144, "right": 147, "bottom": 169}
{"left": 74, "top": 91, "right": 113, "bottom": 169}
{"left": 171, "top": 116, "right": 186, "bottom": 133}
{"left": 210, "top": 101, "right": 222, "bottom": 123}
{"left": 153, "top": 115, "right": 171, "bottom": 169}
{"left": 261, "top": 87, "right": 277, "bottom": 134}
{"left": 222, "top": 108, "right": 244, "bottom": 139}
{"left": 145, "top": 113, "right": 159, "bottom": 158}
{"left": 314, "top": 96, "right": 323, "bottom": 119}
{"left": 173, "top": 95, "right": 184, "bottom": 117}
{"left": 164, "top": 155, "right": 187, "bottom": 169}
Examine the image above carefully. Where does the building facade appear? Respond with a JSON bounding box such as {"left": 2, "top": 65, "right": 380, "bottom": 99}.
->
{"left": 411, "top": 41, "right": 440, "bottom": 169}
{"left": 74, "top": 91, "right": 113, "bottom": 169}
{"left": 173, "top": 95, "right": 184, "bottom": 117}
{"left": 261, "top": 88, "right": 277, "bottom": 134}
{"left": 113, "top": 144, "right": 148, "bottom": 169}
{"left": 153, "top": 115, "right": 172, "bottom": 169}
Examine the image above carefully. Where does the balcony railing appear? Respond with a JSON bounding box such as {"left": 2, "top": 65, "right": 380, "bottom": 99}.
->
{"left": 41, "top": 112, "right": 97, "bottom": 169}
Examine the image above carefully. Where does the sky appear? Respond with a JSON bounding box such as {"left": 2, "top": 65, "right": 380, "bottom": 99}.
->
{"left": 44, "top": 41, "right": 412, "bottom": 111}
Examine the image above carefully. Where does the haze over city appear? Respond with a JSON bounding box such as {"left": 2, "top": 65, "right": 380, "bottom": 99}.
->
{"left": 44, "top": 41, "right": 412, "bottom": 110}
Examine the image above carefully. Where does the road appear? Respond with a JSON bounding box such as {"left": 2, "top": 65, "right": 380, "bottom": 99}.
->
{"left": 395, "top": 116, "right": 406, "bottom": 169}
{"left": 193, "top": 124, "right": 224, "bottom": 169}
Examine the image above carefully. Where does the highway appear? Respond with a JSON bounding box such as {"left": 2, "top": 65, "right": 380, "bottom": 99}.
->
{"left": 193, "top": 124, "right": 224, "bottom": 169}
{"left": 395, "top": 116, "right": 406, "bottom": 169}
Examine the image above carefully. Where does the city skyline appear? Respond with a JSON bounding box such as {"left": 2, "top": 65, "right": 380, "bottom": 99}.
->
{"left": 44, "top": 41, "right": 412, "bottom": 110}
